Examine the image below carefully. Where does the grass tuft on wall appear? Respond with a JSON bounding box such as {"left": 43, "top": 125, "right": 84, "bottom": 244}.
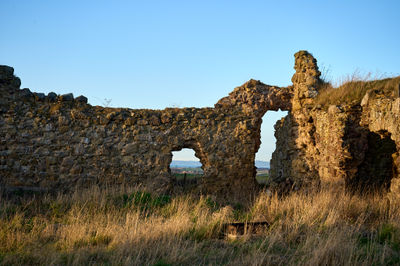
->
{"left": 315, "top": 73, "right": 400, "bottom": 108}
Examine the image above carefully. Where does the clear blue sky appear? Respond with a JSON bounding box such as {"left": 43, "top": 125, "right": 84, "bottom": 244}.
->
{"left": 1, "top": 1, "right": 399, "bottom": 161}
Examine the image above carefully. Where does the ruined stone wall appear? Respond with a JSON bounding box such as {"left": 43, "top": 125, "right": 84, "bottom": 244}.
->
{"left": 270, "top": 51, "right": 322, "bottom": 190}
{"left": 0, "top": 65, "right": 291, "bottom": 202}
{"left": 270, "top": 51, "right": 400, "bottom": 196}
{"left": 2, "top": 51, "right": 400, "bottom": 202}
{"left": 361, "top": 94, "right": 400, "bottom": 196}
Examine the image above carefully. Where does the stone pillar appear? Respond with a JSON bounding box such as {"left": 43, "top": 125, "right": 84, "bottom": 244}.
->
{"left": 270, "top": 51, "right": 321, "bottom": 192}
{"left": 291, "top": 50, "right": 321, "bottom": 110}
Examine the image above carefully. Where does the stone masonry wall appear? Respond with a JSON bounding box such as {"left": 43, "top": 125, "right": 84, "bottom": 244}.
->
{"left": 270, "top": 51, "right": 400, "bottom": 197}
{"left": 2, "top": 51, "right": 400, "bottom": 202}
{"left": 0, "top": 65, "right": 291, "bottom": 203}
{"left": 361, "top": 93, "right": 400, "bottom": 197}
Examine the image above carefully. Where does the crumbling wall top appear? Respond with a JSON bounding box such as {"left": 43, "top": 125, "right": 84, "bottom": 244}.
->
{"left": 215, "top": 79, "right": 292, "bottom": 117}
{"left": 291, "top": 51, "right": 321, "bottom": 110}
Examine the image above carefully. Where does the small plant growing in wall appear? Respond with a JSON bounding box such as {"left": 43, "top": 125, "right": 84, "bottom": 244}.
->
{"left": 102, "top": 98, "right": 112, "bottom": 107}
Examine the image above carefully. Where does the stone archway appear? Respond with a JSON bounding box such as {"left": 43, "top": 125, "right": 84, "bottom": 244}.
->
{"left": 169, "top": 148, "right": 204, "bottom": 188}
{"left": 167, "top": 140, "right": 209, "bottom": 189}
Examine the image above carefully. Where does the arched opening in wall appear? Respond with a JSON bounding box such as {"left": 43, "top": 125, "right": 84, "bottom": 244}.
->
{"left": 255, "top": 110, "right": 288, "bottom": 185}
{"left": 352, "top": 130, "right": 397, "bottom": 193}
{"left": 170, "top": 148, "right": 203, "bottom": 188}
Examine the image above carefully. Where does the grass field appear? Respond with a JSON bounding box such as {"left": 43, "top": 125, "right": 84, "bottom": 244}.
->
{"left": 173, "top": 173, "right": 201, "bottom": 181}
{"left": 173, "top": 171, "right": 269, "bottom": 184}
{"left": 1, "top": 185, "right": 400, "bottom": 265}
{"left": 256, "top": 174, "right": 269, "bottom": 185}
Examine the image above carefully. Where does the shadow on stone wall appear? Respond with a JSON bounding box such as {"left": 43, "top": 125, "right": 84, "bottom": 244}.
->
{"left": 350, "top": 130, "right": 397, "bottom": 192}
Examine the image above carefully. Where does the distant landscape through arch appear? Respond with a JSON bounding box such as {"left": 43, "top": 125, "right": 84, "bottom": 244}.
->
{"left": 170, "top": 148, "right": 203, "bottom": 188}
{"left": 256, "top": 110, "right": 288, "bottom": 184}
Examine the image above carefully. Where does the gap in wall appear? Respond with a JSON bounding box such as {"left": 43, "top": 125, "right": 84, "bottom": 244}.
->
{"left": 255, "top": 110, "right": 288, "bottom": 184}
{"left": 170, "top": 148, "right": 203, "bottom": 187}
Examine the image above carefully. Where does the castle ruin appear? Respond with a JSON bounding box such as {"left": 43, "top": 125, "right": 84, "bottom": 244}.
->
{"left": 1, "top": 51, "right": 399, "bottom": 202}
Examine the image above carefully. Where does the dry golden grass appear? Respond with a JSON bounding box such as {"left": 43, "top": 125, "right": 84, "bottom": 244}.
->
{"left": 315, "top": 73, "right": 400, "bottom": 108}
{"left": 1, "top": 185, "right": 400, "bottom": 265}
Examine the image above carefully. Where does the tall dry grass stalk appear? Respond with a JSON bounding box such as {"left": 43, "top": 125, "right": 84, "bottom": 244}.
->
{"left": 1, "top": 185, "right": 400, "bottom": 265}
